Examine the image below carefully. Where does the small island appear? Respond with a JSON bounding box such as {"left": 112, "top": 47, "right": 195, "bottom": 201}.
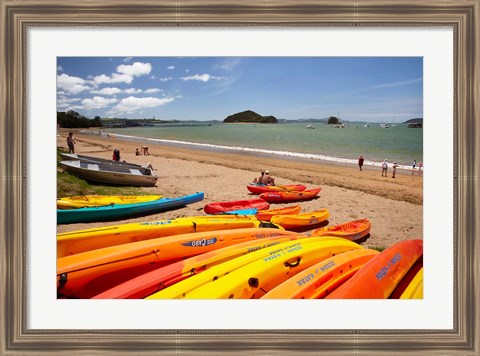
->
{"left": 223, "top": 110, "right": 277, "bottom": 124}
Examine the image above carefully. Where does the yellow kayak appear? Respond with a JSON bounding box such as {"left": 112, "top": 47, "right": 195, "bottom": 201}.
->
{"left": 57, "top": 195, "right": 163, "bottom": 209}
{"left": 261, "top": 249, "right": 379, "bottom": 299}
{"left": 57, "top": 214, "right": 279, "bottom": 257}
{"left": 147, "top": 236, "right": 361, "bottom": 299}
{"left": 400, "top": 267, "right": 423, "bottom": 299}
{"left": 270, "top": 209, "right": 330, "bottom": 229}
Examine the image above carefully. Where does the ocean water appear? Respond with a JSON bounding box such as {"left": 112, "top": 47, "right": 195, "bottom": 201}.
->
{"left": 95, "top": 122, "right": 423, "bottom": 170}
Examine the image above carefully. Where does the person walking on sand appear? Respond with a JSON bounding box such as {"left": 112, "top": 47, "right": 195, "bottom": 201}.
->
{"left": 412, "top": 160, "right": 416, "bottom": 175}
{"left": 358, "top": 155, "right": 364, "bottom": 171}
{"left": 66, "top": 132, "right": 76, "bottom": 153}
{"left": 418, "top": 161, "right": 423, "bottom": 175}
{"left": 381, "top": 160, "right": 388, "bottom": 177}
{"left": 392, "top": 162, "right": 398, "bottom": 178}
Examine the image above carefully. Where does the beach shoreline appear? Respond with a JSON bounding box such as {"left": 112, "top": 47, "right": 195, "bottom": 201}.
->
{"left": 57, "top": 128, "right": 423, "bottom": 249}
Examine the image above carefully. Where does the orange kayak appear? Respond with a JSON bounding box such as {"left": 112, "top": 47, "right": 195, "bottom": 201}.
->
{"left": 259, "top": 187, "right": 321, "bottom": 203}
{"left": 311, "top": 218, "right": 371, "bottom": 241}
{"left": 247, "top": 184, "right": 306, "bottom": 195}
{"left": 270, "top": 209, "right": 329, "bottom": 229}
{"left": 255, "top": 205, "right": 302, "bottom": 222}
{"left": 57, "top": 214, "right": 270, "bottom": 257}
{"left": 325, "top": 239, "right": 423, "bottom": 299}
{"left": 57, "top": 227, "right": 295, "bottom": 299}
{"left": 261, "top": 249, "right": 379, "bottom": 299}
{"left": 92, "top": 234, "right": 303, "bottom": 299}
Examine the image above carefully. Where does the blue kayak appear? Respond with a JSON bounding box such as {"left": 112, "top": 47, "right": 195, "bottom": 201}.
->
{"left": 223, "top": 208, "right": 258, "bottom": 215}
{"left": 57, "top": 192, "right": 204, "bottom": 224}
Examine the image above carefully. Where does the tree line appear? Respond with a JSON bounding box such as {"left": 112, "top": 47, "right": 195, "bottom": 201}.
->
{"left": 57, "top": 111, "right": 102, "bottom": 128}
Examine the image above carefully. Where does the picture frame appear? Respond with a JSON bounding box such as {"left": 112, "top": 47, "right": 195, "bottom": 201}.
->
{"left": 1, "top": 0, "right": 478, "bottom": 354}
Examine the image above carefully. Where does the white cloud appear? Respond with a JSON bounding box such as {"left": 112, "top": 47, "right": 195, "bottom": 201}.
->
{"left": 57, "top": 73, "right": 90, "bottom": 94}
{"left": 123, "top": 57, "right": 133, "bottom": 63}
{"left": 117, "top": 62, "right": 152, "bottom": 76}
{"left": 109, "top": 96, "right": 175, "bottom": 114}
{"left": 81, "top": 96, "right": 117, "bottom": 110}
{"left": 92, "top": 62, "right": 152, "bottom": 85}
{"left": 167, "top": 66, "right": 175, "bottom": 70}
{"left": 185, "top": 69, "right": 189, "bottom": 73}
{"left": 91, "top": 87, "right": 122, "bottom": 95}
{"left": 57, "top": 65, "right": 64, "bottom": 72}
{"left": 352, "top": 77, "right": 423, "bottom": 93}
{"left": 57, "top": 96, "right": 81, "bottom": 109}
{"left": 159, "top": 76, "right": 173, "bottom": 82}
{"left": 180, "top": 74, "right": 227, "bottom": 82}
{"left": 124, "top": 88, "right": 143, "bottom": 94}
{"left": 144, "top": 88, "right": 162, "bottom": 94}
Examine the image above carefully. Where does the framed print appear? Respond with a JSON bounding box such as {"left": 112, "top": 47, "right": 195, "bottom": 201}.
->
{"left": 1, "top": 0, "right": 479, "bottom": 355}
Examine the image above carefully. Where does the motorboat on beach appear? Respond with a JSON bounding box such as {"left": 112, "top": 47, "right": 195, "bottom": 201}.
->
{"left": 59, "top": 160, "right": 158, "bottom": 187}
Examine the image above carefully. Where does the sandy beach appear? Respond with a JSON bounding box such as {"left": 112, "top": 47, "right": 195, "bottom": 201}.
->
{"left": 56, "top": 128, "right": 423, "bottom": 249}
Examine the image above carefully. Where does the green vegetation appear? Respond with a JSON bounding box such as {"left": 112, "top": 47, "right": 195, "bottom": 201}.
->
{"left": 368, "top": 245, "right": 386, "bottom": 252}
{"left": 56, "top": 148, "right": 145, "bottom": 197}
{"left": 327, "top": 116, "right": 340, "bottom": 125}
{"left": 223, "top": 110, "right": 277, "bottom": 124}
{"left": 57, "top": 111, "right": 102, "bottom": 128}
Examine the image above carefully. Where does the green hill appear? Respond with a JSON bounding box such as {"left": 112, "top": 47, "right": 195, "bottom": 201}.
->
{"left": 223, "top": 110, "right": 277, "bottom": 124}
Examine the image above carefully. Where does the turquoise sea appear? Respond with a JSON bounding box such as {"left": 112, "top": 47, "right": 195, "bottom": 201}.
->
{"left": 92, "top": 122, "right": 423, "bottom": 170}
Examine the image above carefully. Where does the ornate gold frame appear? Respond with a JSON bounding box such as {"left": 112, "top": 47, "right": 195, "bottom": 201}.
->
{"left": 1, "top": 1, "right": 479, "bottom": 354}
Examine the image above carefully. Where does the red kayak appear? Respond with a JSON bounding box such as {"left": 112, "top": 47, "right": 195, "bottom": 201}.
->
{"left": 247, "top": 184, "right": 307, "bottom": 195}
{"left": 204, "top": 198, "right": 270, "bottom": 214}
{"left": 259, "top": 187, "right": 321, "bottom": 203}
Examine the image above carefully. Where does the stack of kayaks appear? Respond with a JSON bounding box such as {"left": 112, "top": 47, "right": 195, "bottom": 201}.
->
{"left": 57, "top": 214, "right": 281, "bottom": 257}
{"left": 57, "top": 192, "right": 204, "bottom": 224}
{"left": 57, "top": 227, "right": 298, "bottom": 298}
{"left": 57, "top": 194, "right": 163, "bottom": 209}
{"left": 56, "top": 177, "right": 423, "bottom": 300}
{"left": 57, "top": 215, "right": 423, "bottom": 299}
{"left": 204, "top": 198, "right": 270, "bottom": 215}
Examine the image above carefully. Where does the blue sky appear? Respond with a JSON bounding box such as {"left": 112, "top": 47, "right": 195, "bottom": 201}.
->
{"left": 57, "top": 57, "right": 422, "bottom": 122}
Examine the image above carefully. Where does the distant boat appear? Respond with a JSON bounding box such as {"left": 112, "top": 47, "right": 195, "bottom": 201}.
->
{"left": 380, "top": 124, "right": 390, "bottom": 128}
{"left": 306, "top": 124, "right": 316, "bottom": 129}
{"left": 408, "top": 123, "right": 423, "bottom": 128}
{"left": 59, "top": 160, "right": 158, "bottom": 187}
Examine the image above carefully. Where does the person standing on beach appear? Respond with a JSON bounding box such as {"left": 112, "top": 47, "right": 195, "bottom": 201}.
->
{"left": 358, "top": 155, "right": 364, "bottom": 171}
{"left": 66, "top": 132, "right": 76, "bottom": 153}
{"left": 418, "top": 161, "right": 423, "bottom": 175}
{"left": 112, "top": 148, "right": 121, "bottom": 161}
{"left": 381, "top": 160, "right": 388, "bottom": 177}
{"left": 392, "top": 162, "right": 398, "bottom": 178}
{"left": 412, "top": 160, "right": 416, "bottom": 175}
